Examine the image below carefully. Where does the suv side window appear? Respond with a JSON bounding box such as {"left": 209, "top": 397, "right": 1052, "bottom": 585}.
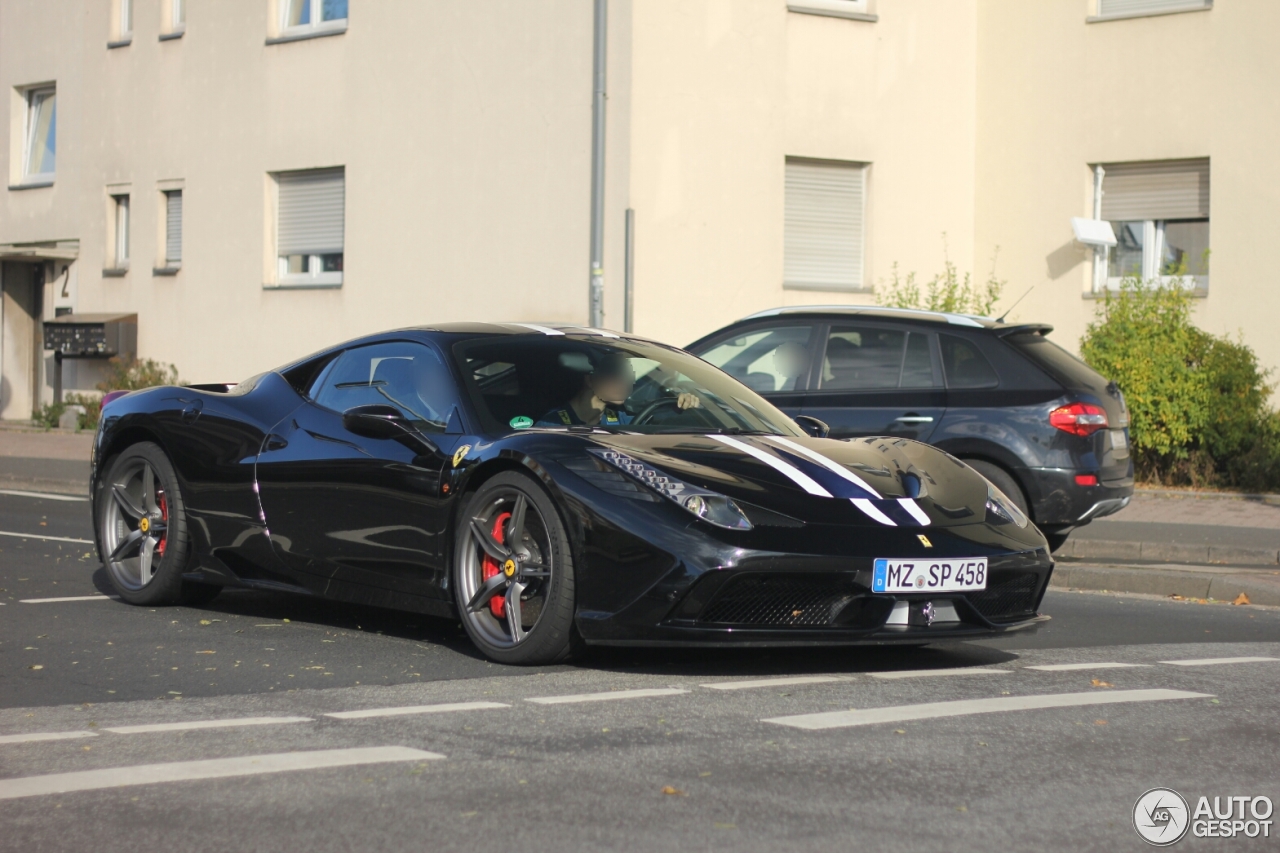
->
{"left": 820, "top": 325, "right": 938, "bottom": 391}
{"left": 311, "top": 341, "right": 456, "bottom": 432}
{"left": 940, "top": 334, "right": 999, "bottom": 389}
{"left": 698, "top": 324, "right": 815, "bottom": 393}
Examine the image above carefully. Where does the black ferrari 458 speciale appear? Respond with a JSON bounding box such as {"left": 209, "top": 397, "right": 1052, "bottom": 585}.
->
{"left": 91, "top": 323, "right": 1052, "bottom": 664}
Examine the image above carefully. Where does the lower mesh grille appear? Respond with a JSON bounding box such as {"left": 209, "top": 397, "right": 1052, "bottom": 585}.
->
{"left": 696, "top": 574, "right": 857, "bottom": 627}
{"left": 965, "top": 571, "right": 1041, "bottom": 622}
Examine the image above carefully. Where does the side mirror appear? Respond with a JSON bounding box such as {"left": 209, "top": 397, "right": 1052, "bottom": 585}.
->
{"left": 342, "top": 404, "right": 412, "bottom": 440}
{"left": 793, "top": 415, "right": 830, "bottom": 438}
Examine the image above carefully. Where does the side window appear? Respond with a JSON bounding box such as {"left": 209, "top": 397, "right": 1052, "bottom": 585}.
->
{"left": 940, "top": 334, "right": 999, "bottom": 389}
{"left": 820, "top": 325, "right": 910, "bottom": 391}
{"left": 901, "top": 332, "right": 935, "bottom": 389}
{"left": 312, "top": 341, "right": 456, "bottom": 432}
{"left": 697, "top": 325, "right": 814, "bottom": 394}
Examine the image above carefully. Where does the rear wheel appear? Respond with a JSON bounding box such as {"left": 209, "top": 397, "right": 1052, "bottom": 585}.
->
{"left": 964, "top": 459, "right": 1029, "bottom": 515}
{"left": 95, "top": 442, "right": 192, "bottom": 606}
{"left": 453, "top": 471, "right": 578, "bottom": 665}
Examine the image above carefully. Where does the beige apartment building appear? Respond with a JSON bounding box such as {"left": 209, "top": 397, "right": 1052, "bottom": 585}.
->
{"left": 1, "top": 0, "right": 1274, "bottom": 420}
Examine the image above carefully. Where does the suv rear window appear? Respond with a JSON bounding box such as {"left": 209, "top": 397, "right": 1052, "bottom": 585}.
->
{"left": 1006, "top": 333, "right": 1109, "bottom": 393}
{"left": 939, "top": 334, "right": 998, "bottom": 389}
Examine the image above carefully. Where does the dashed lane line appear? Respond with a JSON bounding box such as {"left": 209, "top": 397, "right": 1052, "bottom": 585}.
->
{"left": 103, "top": 717, "right": 314, "bottom": 735}
{"left": 0, "top": 746, "right": 443, "bottom": 801}
{"left": 0, "top": 489, "right": 88, "bottom": 502}
{"left": 868, "top": 668, "right": 1009, "bottom": 680}
{"left": 526, "top": 688, "right": 689, "bottom": 705}
{"left": 0, "top": 530, "right": 95, "bottom": 545}
{"left": 19, "top": 595, "right": 118, "bottom": 604}
{"left": 701, "top": 676, "right": 849, "bottom": 691}
{"left": 1024, "top": 663, "right": 1152, "bottom": 672}
{"left": 325, "top": 702, "right": 509, "bottom": 720}
{"left": 0, "top": 731, "right": 99, "bottom": 745}
{"left": 1159, "top": 656, "right": 1279, "bottom": 667}
{"left": 762, "top": 689, "right": 1212, "bottom": 731}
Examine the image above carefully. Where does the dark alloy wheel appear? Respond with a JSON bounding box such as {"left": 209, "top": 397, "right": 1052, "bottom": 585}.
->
{"left": 453, "top": 471, "right": 578, "bottom": 665}
{"left": 95, "top": 442, "right": 217, "bottom": 606}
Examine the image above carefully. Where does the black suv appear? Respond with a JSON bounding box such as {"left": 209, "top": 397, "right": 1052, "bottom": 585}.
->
{"left": 687, "top": 306, "right": 1134, "bottom": 551}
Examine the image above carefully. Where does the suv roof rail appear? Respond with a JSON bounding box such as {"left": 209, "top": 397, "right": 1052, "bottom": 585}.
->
{"left": 740, "top": 305, "right": 994, "bottom": 328}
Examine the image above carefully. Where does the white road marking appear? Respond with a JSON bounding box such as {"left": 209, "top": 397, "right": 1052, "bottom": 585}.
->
{"left": 103, "top": 716, "right": 313, "bottom": 734}
{"left": 20, "top": 595, "right": 118, "bottom": 604}
{"left": 701, "top": 676, "right": 848, "bottom": 691}
{"left": 869, "top": 668, "right": 1009, "bottom": 680}
{"left": 0, "top": 530, "right": 95, "bottom": 545}
{"left": 0, "top": 489, "right": 88, "bottom": 502}
{"left": 1159, "top": 656, "right": 1279, "bottom": 667}
{"left": 0, "top": 746, "right": 442, "bottom": 801}
{"left": 762, "top": 436, "right": 881, "bottom": 497}
{"left": 326, "top": 702, "right": 509, "bottom": 719}
{"left": 526, "top": 688, "right": 688, "bottom": 705}
{"left": 851, "top": 498, "right": 897, "bottom": 526}
{"left": 1024, "top": 663, "right": 1151, "bottom": 672}
{"left": 897, "top": 498, "right": 931, "bottom": 526}
{"left": 709, "top": 435, "right": 832, "bottom": 497}
{"left": 762, "top": 689, "right": 1211, "bottom": 731}
{"left": 0, "top": 730, "right": 98, "bottom": 745}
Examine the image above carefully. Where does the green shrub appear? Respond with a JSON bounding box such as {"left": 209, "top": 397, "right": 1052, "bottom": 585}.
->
{"left": 33, "top": 357, "right": 181, "bottom": 431}
{"left": 876, "top": 239, "right": 1006, "bottom": 317}
{"left": 1080, "top": 278, "right": 1278, "bottom": 490}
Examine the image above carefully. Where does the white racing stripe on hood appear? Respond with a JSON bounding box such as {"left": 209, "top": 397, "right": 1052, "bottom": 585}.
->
{"left": 514, "top": 323, "right": 565, "bottom": 336}
{"left": 898, "top": 498, "right": 931, "bottom": 526}
{"left": 708, "top": 435, "right": 832, "bottom": 497}
{"left": 763, "top": 436, "right": 882, "bottom": 498}
{"left": 852, "top": 498, "right": 897, "bottom": 526}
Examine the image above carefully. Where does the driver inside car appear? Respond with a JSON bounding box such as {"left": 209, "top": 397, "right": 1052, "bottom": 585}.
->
{"left": 538, "top": 353, "right": 700, "bottom": 427}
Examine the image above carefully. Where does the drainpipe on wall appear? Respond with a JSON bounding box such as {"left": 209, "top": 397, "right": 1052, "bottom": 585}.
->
{"left": 588, "top": 0, "right": 607, "bottom": 328}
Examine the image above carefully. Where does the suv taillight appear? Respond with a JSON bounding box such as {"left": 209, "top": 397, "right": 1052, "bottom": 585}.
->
{"left": 1050, "top": 402, "right": 1108, "bottom": 437}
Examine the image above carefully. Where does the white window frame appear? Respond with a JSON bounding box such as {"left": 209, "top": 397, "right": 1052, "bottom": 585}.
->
{"left": 280, "top": 0, "right": 348, "bottom": 38}
{"left": 1089, "top": 0, "right": 1211, "bottom": 23}
{"left": 121, "top": 0, "right": 133, "bottom": 37}
{"left": 163, "top": 0, "right": 186, "bottom": 37}
{"left": 787, "top": 0, "right": 876, "bottom": 22}
{"left": 112, "top": 194, "right": 131, "bottom": 270}
{"left": 1103, "top": 219, "right": 1208, "bottom": 292}
{"left": 22, "top": 86, "right": 57, "bottom": 182}
{"left": 273, "top": 168, "right": 345, "bottom": 288}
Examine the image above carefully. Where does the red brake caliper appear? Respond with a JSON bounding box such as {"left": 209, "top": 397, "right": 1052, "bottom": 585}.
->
{"left": 480, "top": 511, "right": 511, "bottom": 618}
{"left": 156, "top": 490, "right": 169, "bottom": 556}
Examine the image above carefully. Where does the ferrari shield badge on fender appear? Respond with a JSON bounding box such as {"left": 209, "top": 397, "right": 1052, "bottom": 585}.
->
{"left": 452, "top": 444, "right": 472, "bottom": 468}
{"left": 917, "top": 534, "right": 932, "bottom": 548}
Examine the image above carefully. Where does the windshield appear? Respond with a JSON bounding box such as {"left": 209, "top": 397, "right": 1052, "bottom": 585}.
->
{"left": 453, "top": 336, "right": 806, "bottom": 437}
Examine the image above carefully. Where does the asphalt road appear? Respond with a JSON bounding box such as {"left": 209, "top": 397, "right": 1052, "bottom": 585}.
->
{"left": 2, "top": 490, "right": 1278, "bottom": 852}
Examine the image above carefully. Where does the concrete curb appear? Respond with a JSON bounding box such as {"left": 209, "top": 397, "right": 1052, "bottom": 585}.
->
{"left": 1056, "top": 537, "right": 1279, "bottom": 567}
{"left": 1050, "top": 563, "right": 1280, "bottom": 607}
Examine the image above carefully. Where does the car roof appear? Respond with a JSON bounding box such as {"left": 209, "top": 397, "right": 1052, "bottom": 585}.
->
{"left": 739, "top": 305, "right": 1006, "bottom": 328}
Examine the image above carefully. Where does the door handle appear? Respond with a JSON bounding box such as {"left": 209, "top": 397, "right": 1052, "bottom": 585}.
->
{"left": 895, "top": 415, "right": 935, "bottom": 424}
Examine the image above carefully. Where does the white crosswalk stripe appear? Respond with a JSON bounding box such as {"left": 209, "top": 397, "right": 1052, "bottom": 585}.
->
{"left": 1159, "top": 656, "right": 1279, "bottom": 667}
{"left": 869, "top": 668, "right": 1009, "bottom": 680}
{"left": 103, "top": 717, "right": 313, "bottom": 734}
{"left": 526, "top": 688, "right": 688, "bottom": 705}
{"left": 1024, "top": 663, "right": 1150, "bottom": 671}
{"left": 325, "top": 702, "right": 509, "bottom": 719}
{"left": 701, "top": 676, "right": 848, "bottom": 691}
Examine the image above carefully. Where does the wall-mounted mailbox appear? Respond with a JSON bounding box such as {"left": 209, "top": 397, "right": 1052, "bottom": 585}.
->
{"left": 42, "top": 312, "right": 137, "bottom": 403}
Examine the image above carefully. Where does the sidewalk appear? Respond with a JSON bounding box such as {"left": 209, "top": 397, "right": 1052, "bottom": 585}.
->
{"left": 2, "top": 425, "right": 1278, "bottom": 604}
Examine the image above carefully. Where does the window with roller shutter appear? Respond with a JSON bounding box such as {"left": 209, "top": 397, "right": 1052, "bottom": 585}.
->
{"left": 784, "top": 158, "right": 867, "bottom": 292}
{"left": 274, "top": 167, "right": 345, "bottom": 287}
{"left": 1098, "top": 158, "right": 1209, "bottom": 291}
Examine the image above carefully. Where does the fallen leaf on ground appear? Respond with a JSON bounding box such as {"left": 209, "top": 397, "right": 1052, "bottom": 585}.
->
{"left": 1091, "top": 679, "right": 1113, "bottom": 688}
{"left": 1094, "top": 719, "right": 1108, "bottom": 725}
{"left": 28, "top": 665, "right": 43, "bottom": 670}
{"left": 1169, "top": 594, "right": 1186, "bottom": 601}
{"left": 199, "top": 620, "right": 211, "bottom": 626}
{"left": 195, "top": 650, "right": 215, "bottom": 655}
{"left": 661, "top": 786, "right": 686, "bottom": 796}
{"left": 1233, "top": 592, "right": 1251, "bottom": 606}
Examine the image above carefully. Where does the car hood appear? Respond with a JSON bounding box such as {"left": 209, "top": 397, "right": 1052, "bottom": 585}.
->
{"left": 586, "top": 432, "right": 991, "bottom": 529}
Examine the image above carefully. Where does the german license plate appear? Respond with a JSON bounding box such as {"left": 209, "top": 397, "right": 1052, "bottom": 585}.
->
{"left": 1111, "top": 429, "right": 1128, "bottom": 450}
{"left": 872, "top": 558, "right": 988, "bottom": 593}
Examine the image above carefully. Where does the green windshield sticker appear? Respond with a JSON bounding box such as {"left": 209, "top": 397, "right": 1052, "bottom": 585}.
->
{"left": 509, "top": 416, "right": 534, "bottom": 430}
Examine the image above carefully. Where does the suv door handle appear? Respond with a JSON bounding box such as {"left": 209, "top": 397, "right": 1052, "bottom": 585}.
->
{"left": 895, "top": 415, "right": 935, "bottom": 424}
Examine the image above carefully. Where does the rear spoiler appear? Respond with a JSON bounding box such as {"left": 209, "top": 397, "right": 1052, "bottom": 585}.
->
{"left": 992, "top": 323, "right": 1053, "bottom": 338}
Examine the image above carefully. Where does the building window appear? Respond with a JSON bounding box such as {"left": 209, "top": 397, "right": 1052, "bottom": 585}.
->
{"left": 22, "top": 87, "right": 57, "bottom": 181}
{"left": 112, "top": 195, "right": 131, "bottom": 270}
{"left": 275, "top": 168, "right": 344, "bottom": 287}
{"left": 1092, "top": 0, "right": 1211, "bottom": 22}
{"left": 281, "top": 0, "right": 348, "bottom": 35}
{"left": 787, "top": 0, "right": 875, "bottom": 22}
{"left": 784, "top": 158, "right": 867, "bottom": 291}
{"left": 111, "top": 0, "right": 133, "bottom": 44}
{"left": 163, "top": 0, "right": 186, "bottom": 37}
{"left": 163, "top": 190, "right": 183, "bottom": 268}
{"left": 1098, "top": 159, "right": 1209, "bottom": 290}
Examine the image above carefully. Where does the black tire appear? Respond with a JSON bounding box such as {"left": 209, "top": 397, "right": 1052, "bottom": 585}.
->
{"left": 963, "top": 459, "right": 1030, "bottom": 515}
{"left": 452, "top": 471, "right": 578, "bottom": 665}
{"left": 1043, "top": 531, "right": 1070, "bottom": 553}
{"left": 94, "top": 442, "right": 192, "bottom": 606}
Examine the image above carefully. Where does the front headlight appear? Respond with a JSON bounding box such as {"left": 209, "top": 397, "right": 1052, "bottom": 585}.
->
{"left": 589, "top": 448, "right": 753, "bottom": 530}
{"left": 986, "top": 482, "right": 1029, "bottom": 528}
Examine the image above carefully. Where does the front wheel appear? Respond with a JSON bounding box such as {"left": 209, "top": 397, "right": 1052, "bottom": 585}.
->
{"left": 95, "top": 442, "right": 192, "bottom": 606}
{"left": 453, "top": 471, "right": 578, "bottom": 665}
